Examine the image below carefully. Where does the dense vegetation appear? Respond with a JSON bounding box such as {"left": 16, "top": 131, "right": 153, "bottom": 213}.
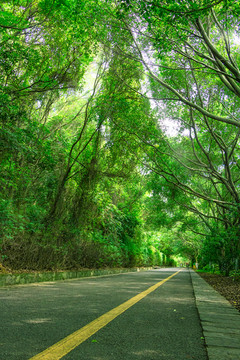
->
{"left": 0, "top": 0, "right": 239, "bottom": 275}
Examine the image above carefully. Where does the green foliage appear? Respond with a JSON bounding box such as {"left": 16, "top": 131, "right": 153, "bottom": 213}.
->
{"left": 229, "top": 270, "right": 240, "bottom": 281}
{"left": 1, "top": 0, "right": 240, "bottom": 272}
{"left": 200, "top": 225, "right": 239, "bottom": 275}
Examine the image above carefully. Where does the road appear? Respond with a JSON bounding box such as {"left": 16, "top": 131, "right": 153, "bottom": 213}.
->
{"left": 0, "top": 268, "right": 208, "bottom": 360}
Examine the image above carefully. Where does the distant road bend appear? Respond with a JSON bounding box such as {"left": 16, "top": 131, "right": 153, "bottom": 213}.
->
{"left": 0, "top": 268, "right": 208, "bottom": 360}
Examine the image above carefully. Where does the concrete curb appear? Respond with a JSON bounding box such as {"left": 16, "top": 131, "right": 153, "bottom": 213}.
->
{"left": 0, "top": 267, "right": 152, "bottom": 287}
{"left": 190, "top": 270, "right": 240, "bottom": 360}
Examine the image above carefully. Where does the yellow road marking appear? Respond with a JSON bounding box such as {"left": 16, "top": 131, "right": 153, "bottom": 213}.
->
{"left": 29, "top": 270, "right": 181, "bottom": 360}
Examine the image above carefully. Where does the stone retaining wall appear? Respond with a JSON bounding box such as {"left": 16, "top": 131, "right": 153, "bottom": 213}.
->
{"left": 0, "top": 267, "right": 152, "bottom": 287}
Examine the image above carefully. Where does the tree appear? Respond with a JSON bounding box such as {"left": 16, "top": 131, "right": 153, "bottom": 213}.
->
{"left": 106, "top": 0, "right": 240, "bottom": 273}
{"left": 1, "top": 0, "right": 239, "bottom": 272}
{"left": 0, "top": 6, "right": 159, "bottom": 269}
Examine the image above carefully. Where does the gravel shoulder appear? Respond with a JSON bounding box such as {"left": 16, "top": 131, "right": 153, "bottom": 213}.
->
{"left": 197, "top": 272, "right": 240, "bottom": 312}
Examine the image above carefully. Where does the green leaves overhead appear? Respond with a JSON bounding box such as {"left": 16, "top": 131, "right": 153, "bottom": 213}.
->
{"left": 0, "top": 0, "right": 239, "bottom": 272}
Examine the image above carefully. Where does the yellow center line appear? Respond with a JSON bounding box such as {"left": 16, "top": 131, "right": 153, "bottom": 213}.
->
{"left": 29, "top": 270, "right": 181, "bottom": 360}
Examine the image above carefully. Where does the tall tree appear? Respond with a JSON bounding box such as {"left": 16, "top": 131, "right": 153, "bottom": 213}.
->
{"left": 104, "top": 0, "right": 240, "bottom": 272}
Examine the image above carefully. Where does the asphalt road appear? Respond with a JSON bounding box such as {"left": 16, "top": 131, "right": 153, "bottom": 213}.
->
{"left": 0, "top": 268, "right": 208, "bottom": 360}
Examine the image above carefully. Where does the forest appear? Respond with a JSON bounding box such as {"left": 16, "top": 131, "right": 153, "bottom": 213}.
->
{"left": 0, "top": 0, "right": 240, "bottom": 276}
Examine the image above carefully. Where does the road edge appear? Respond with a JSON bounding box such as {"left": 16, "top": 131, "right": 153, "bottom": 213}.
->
{"left": 190, "top": 269, "right": 240, "bottom": 360}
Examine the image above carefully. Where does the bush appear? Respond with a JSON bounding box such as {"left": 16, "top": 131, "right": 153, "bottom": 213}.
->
{"left": 229, "top": 270, "right": 240, "bottom": 281}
